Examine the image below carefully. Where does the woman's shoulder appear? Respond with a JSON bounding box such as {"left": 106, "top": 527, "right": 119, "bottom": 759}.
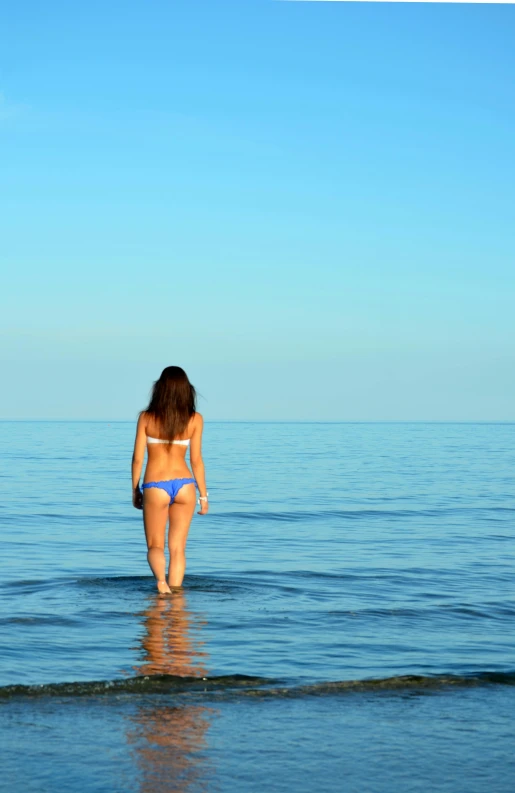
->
{"left": 137, "top": 411, "right": 150, "bottom": 431}
{"left": 190, "top": 412, "right": 204, "bottom": 431}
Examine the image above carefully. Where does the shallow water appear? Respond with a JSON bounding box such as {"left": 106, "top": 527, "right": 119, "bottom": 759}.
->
{"left": 1, "top": 421, "right": 514, "bottom": 791}
{"left": 2, "top": 685, "right": 515, "bottom": 793}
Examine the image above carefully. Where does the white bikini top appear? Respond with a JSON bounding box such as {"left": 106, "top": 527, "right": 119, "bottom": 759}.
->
{"left": 147, "top": 436, "right": 190, "bottom": 446}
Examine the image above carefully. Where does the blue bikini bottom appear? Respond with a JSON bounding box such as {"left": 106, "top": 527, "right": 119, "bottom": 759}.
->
{"left": 142, "top": 477, "right": 197, "bottom": 505}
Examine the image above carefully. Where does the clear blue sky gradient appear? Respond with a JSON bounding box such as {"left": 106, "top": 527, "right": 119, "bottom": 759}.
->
{"left": 1, "top": 1, "right": 514, "bottom": 419}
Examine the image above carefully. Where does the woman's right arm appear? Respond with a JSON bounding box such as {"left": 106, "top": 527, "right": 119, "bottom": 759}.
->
{"left": 190, "top": 413, "right": 208, "bottom": 515}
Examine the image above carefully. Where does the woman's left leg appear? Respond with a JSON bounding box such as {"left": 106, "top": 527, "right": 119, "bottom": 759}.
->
{"left": 167, "top": 483, "right": 197, "bottom": 587}
{"left": 143, "top": 487, "right": 173, "bottom": 594}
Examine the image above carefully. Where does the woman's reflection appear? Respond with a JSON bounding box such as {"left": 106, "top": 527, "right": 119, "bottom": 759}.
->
{"left": 136, "top": 590, "right": 209, "bottom": 677}
{"left": 128, "top": 590, "right": 215, "bottom": 793}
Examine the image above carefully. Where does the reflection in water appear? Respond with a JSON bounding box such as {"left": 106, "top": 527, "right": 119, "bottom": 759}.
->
{"left": 127, "top": 591, "right": 216, "bottom": 793}
{"left": 136, "top": 591, "right": 209, "bottom": 678}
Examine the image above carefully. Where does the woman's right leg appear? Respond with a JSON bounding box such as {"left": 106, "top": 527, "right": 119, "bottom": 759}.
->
{"left": 167, "top": 484, "right": 197, "bottom": 588}
{"left": 143, "top": 487, "right": 172, "bottom": 594}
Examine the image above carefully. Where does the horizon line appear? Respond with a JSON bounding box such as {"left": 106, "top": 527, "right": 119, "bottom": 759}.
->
{"left": 0, "top": 418, "right": 514, "bottom": 425}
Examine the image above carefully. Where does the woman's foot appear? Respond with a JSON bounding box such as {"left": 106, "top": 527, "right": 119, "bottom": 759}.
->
{"left": 157, "top": 579, "right": 172, "bottom": 595}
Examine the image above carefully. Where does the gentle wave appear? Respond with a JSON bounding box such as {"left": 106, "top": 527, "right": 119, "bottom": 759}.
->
{"left": 210, "top": 507, "right": 515, "bottom": 523}
{"left": 1, "top": 506, "right": 512, "bottom": 530}
{"left": 2, "top": 671, "right": 515, "bottom": 701}
{"left": 0, "top": 674, "right": 271, "bottom": 699}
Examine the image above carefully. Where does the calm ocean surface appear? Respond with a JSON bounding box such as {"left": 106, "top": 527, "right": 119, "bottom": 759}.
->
{"left": 1, "top": 421, "right": 514, "bottom": 792}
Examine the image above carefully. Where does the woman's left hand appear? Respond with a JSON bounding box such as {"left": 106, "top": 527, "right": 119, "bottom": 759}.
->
{"left": 133, "top": 487, "right": 143, "bottom": 510}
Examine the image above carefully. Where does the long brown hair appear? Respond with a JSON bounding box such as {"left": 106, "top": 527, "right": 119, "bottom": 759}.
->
{"left": 143, "top": 366, "right": 196, "bottom": 440}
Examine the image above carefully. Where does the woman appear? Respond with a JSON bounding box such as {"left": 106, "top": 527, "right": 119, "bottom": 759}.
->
{"left": 132, "top": 366, "right": 208, "bottom": 594}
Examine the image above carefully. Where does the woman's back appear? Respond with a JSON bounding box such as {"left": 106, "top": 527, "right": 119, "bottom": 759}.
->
{"left": 143, "top": 412, "right": 197, "bottom": 483}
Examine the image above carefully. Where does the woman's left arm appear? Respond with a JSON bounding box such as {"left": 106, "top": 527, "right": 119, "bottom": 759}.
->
{"left": 131, "top": 413, "right": 147, "bottom": 509}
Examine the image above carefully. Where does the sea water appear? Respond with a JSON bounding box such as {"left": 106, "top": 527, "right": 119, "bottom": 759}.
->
{"left": 0, "top": 421, "right": 514, "bottom": 792}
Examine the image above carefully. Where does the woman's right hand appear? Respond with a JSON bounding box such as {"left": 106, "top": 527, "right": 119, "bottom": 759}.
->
{"left": 197, "top": 497, "right": 209, "bottom": 516}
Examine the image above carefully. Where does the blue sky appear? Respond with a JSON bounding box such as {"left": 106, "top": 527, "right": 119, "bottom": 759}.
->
{"left": 1, "top": 0, "right": 514, "bottom": 420}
